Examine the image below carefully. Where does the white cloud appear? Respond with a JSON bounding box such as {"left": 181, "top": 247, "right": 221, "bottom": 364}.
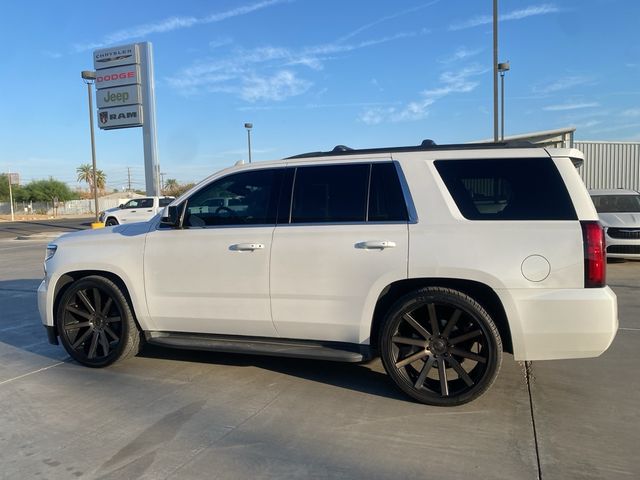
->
{"left": 622, "top": 108, "right": 640, "bottom": 117}
{"left": 337, "top": 0, "right": 440, "bottom": 42}
{"left": 166, "top": 30, "right": 425, "bottom": 99}
{"left": 543, "top": 102, "right": 599, "bottom": 111}
{"left": 241, "top": 71, "right": 311, "bottom": 102}
{"left": 42, "top": 51, "right": 62, "bottom": 59}
{"left": 533, "top": 75, "right": 595, "bottom": 94}
{"left": 360, "top": 64, "right": 488, "bottom": 124}
{"left": 209, "top": 38, "right": 233, "bottom": 50}
{"left": 439, "top": 47, "right": 483, "bottom": 64}
{"left": 73, "top": 0, "right": 288, "bottom": 52}
{"left": 449, "top": 4, "right": 560, "bottom": 31}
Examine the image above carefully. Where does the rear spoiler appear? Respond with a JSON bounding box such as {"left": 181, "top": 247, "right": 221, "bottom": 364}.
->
{"left": 545, "top": 147, "right": 584, "bottom": 168}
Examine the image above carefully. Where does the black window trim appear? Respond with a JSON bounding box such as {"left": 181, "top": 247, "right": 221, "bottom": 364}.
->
{"left": 280, "top": 161, "right": 413, "bottom": 226}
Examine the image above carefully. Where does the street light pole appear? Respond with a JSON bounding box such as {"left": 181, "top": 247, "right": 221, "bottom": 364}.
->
{"left": 81, "top": 70, "right": 99, "bottom": 223}
{"left": 498, "top": 62, "right": 510, "bottom": 141}
{"left": 244, "top": 123, "right": 253, "bottom": 163}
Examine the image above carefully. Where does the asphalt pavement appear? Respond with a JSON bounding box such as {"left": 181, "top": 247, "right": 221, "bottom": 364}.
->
{"left": 0, "top": 235, "right": 637, "bottom": 479}
{"left": 0, "top": 217, "right": 92, "bottom": 240}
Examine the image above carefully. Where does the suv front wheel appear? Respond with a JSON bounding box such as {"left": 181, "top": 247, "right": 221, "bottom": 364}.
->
{"left": 56, "top": 276, "right": 141, "bottom": 367}
{"left": 380, "top": 287, "right": 502, "bottom": 406}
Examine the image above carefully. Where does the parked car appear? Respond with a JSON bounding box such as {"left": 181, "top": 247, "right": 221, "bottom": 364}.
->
{"left": 98, "top": 196, "right": 174, "bottom": 226}
{"left": 39, "top": 142, "right": 617, "bottom": 406}
{"left": 589, "top": 189, "right": 640, "bottom": 259}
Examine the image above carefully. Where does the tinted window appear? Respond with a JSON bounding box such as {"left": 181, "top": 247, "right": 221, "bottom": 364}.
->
{"left": 435, "top": 158, "right": 577, "bottom": 220}
{"left": 159, "top": 198, "right": 173, "bottom": 207}
{"left": 369, "top": 163, "right": 408, "bottom": 221}
{"left": 138, "top": 199, "right": 153, "bottom": 208}
{"left": 184, "top": 169, "right": 282, "bottom": 227}
{"left": 291, "top": 164, "right": 368, "bottom": 223}
{"left": 591, "top": 194, "right": 640, "bottom": 213}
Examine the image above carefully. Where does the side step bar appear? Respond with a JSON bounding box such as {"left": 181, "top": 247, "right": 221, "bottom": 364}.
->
{"left": 145, "top": 331, "right": 372, "bottom": 363}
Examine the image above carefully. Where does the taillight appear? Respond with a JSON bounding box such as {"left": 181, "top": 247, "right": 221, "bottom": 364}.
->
{"left": 581, "top": 221, "right": 606, "bottom": 288}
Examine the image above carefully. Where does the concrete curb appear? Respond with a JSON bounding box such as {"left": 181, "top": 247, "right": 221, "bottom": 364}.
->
{"left": 15, "top": 232, "right": 66, "bottom": 241}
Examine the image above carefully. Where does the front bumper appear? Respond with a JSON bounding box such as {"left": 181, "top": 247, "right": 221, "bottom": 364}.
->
{"left": 499, "top": 286, "right": 618, "bottom": 361}
{"left": 604, "top": 236, "right": 640, "bottom": 258}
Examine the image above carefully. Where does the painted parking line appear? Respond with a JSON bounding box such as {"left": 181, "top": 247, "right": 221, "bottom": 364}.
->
{"left": 0, "top": 361, "right": 66, "bottom": 387}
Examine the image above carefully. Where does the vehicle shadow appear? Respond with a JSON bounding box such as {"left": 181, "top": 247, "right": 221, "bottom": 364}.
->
{"left": 0, "top": 276, "right": 405, "bottom": 401}
{"left": 139, "top": 344, "right": 408, "bottom": 402}
{"left": 0, "top": 278, "right": 68, "bottom": 361}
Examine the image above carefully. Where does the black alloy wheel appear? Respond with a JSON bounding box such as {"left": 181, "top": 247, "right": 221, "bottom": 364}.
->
{"left": 380, "top": 287, "right": 502, "bottom": 406}
{"left": 56, "top": 276, "right": 140, "bottom": 367}
{"left": 105, "top": 218, "right": 118, "bottom": 226}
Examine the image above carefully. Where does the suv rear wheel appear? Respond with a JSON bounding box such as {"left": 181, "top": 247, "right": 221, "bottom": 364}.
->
{"left": 56, "top": 276, "right": 141, "bottom": 367}
{"left": 380, "top": 287, "right": 502, "bottom": 406}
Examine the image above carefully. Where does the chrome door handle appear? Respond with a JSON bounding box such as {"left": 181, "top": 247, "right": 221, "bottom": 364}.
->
{"left": 356, "top": 240, "right": 397, "bottom": 250}
{"left": 231, "top": 243, "right": 265, "bottom": 251}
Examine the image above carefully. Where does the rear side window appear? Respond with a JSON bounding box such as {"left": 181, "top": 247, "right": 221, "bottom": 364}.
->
{"left": 369, "top": 163, "right": 408, "bottom": 221}
{"left": 435, "top": 158, "right": 577, "bottom": 220}
{"left": 159, "top": 198, "right": 173, "bottom": 207}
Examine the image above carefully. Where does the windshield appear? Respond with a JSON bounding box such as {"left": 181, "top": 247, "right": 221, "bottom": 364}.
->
{"left": 591, "top": 194, "right": 640, "bottom": 213}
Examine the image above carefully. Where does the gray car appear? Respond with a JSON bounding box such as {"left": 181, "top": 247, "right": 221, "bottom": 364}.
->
{"left": 590, "top": 189, "right": 640, "bottom": 259}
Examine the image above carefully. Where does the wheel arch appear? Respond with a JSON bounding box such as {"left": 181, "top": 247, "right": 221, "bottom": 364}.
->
{"left": 370, "top": 278, "right": 513, "bottom": 354}
{"left": 51, "top": 270, "right": 141, "bottom": 339}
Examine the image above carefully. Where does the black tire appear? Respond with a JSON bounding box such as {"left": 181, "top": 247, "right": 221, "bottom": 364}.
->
{"left": 105, "top": 217, "right": 119, "bottom": 226}
{"left": 379, "top": 287, "right": 502, "bottom": 406}
{"left": 56, "top": 276, "right": 141, "bottom": 368}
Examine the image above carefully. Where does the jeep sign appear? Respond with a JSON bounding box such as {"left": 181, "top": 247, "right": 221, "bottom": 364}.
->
{"left": 97, "top": 85, "right": 142, "bottom": 109}
{"left": 98, "top": 105, "right": 143, "bottom": 129}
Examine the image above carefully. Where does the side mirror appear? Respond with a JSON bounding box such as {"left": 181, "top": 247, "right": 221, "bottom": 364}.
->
{"left": 118, "top": 204, "right": 124, "bottom": 208}
{"left": 160, "top": 203, "right": 187, "bottom": 228}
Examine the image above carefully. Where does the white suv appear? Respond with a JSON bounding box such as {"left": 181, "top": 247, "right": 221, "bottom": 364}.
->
{"left": 38, "top": 142, "right": 618, "bottom": 405}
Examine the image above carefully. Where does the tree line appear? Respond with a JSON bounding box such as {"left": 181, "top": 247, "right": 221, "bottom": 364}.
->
{"left": 1, "top": 166, "right": 196, "bottom": 203}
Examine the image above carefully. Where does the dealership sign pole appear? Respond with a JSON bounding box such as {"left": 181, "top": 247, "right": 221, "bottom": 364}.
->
{"left": 93, "top": 42, "right": 160, "bottom": 196}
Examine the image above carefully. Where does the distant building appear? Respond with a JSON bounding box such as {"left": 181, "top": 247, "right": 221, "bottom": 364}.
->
{"left": 477, "top": 127, "right": 640, "bottom": 191}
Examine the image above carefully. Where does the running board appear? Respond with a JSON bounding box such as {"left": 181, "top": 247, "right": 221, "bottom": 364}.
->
{"left": 145, "top": 332, "right": 372, "bottom": 363}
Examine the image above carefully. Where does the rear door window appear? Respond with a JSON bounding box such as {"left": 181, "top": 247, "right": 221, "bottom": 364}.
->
{"left": 435, "top": 158, "right": 577, "bottom": 220}
{"left": 291, "top": 164, "right": 369, "bottom": 223}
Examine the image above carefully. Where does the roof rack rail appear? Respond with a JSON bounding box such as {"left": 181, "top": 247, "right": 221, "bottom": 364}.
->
{"left": 286, "top": 140, "right": 536, "bottom": 159}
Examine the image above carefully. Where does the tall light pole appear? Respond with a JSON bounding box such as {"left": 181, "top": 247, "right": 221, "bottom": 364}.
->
{"left": 498, "top": 62, "right": 510, "bottom": 141}
{"left": 244, "top": 122, "right": 253, "bottom": 163}
{"left": 493, "top": 0, "right": 499, "bottom": 142}
{"left": 81, "top": 70, "right": 100, "bottom": 224}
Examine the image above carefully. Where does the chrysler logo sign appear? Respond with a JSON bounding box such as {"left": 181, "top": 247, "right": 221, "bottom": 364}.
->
{"left": 93, "top": 44, "right": 140, "bottom": 70}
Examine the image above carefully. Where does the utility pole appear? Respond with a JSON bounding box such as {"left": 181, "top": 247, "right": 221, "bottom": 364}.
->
{"left": 160, "top": 172, "right": 166, "bottom": 194}
{"left": 493, "top": 0, "right": 499, "bottom": 142}
{"left": 7, "top": 168, "right": 14, "bottom": 221}
{"left": 127, "top": 167, "right": 132, "bottom": 192}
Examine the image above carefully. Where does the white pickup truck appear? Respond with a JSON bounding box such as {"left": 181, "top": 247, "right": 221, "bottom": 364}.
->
{"left": 99, "top": 196, "right": 174, "bottom": 226}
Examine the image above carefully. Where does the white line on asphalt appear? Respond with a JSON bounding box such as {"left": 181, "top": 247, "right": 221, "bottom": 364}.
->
{"left": 619, "top": 327, "right": 640, "bottom": 331}
{"left": 0, "top": 361, "right": 65, "bottom": 386}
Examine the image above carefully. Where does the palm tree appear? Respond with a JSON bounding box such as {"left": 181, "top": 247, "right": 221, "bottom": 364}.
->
{"left": 164, "top": 178, "right": 178, "bottom": 195}
{"left": 76, "top": 164, "right": 106, "bottom": 193}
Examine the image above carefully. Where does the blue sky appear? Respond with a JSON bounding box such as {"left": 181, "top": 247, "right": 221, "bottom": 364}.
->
{"left": 1, "top": 0, "right": 638, "bottom": 190}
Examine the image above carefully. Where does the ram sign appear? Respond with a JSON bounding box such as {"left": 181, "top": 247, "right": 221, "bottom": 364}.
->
{"left": 93, "top": 43, "right": 143, "bottom": 129}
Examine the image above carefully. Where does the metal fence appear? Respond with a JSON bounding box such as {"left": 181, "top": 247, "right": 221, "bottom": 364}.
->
{"left": 576, "top": 141, "right": 640, "bottom": 191}
{"left": 0, "top": 198, "right": 122, "bottom": 216}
